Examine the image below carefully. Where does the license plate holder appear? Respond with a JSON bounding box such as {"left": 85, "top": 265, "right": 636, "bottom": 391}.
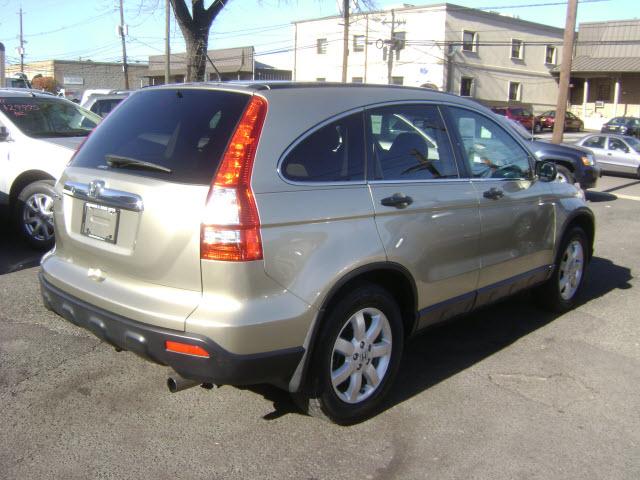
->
{"left": 81, "top": 202, "right": 120, "bottom": 244}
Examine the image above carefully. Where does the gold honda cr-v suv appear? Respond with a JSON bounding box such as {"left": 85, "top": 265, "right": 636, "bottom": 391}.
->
{"left": 40, "top": 83, "right": 594, "bottom": 424}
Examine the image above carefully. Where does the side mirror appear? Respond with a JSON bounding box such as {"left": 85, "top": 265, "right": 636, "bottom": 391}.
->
{"left": 536, "top": 161, "right": 557, "bottom": 182}
{"left": 0, "top": 126, "right": 9, "bottom": 142}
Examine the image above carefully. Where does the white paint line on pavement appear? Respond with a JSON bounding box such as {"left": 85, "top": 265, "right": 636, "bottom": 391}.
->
{"left": 615, "top": 193, "right": 640, "bottom": 202}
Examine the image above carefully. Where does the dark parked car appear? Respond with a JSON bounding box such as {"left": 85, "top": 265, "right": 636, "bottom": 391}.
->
{"left": 600, "top": 117, "right": 640, "bottom": 138}
{"left": 491, "top": 106, "right": 541, "bottom": 132}
{"left": 503, "top": 118, "right": 600, "bottom": 188}
{"left": 536, "top": 110, "right": 584, "bottom": 132}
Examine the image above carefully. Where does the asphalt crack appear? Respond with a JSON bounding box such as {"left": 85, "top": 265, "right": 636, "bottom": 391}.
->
{"left": 488, "top": 372, "right": 598, "bottom": 412}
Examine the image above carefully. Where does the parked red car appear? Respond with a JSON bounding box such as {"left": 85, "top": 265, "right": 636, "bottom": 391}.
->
{"left": 491, "top": 106, "right": 541, "bottom": 133}
{"left": 536, "top": 110, "right": 584, "bottom": 132}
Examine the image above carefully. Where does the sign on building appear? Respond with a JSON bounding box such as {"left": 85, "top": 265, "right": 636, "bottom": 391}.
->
{"left": 63, "top": 76, "right": 84, "bottom": 85}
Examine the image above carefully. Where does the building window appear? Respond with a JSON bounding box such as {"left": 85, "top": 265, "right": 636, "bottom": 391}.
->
{"left": 511, "top": 39, "right": 523, "bottom": 59}
{"left": 508, "top": 81, "right": 522, "bottom": 101}
{"left": 316, "top": 77, "right": 326, "bottom": 82}
{"left": 460, "top": 77, "right": 474, "bottom": 97}
{"left": 317, "top": 38, "right": 328, "bottom": 54}
{"left": 353, "top": 35, "right": 365, "bottom": 53}
{"left": 596, "top": 81, "right": 611, "bottom": 101}
{"left": 462, "top": 30, "right": 477, "bottom": 52}
{"left": 391, "top": 76, "right": 404, "bottom": 86}
{"left": 545, "top": 45, "right": 557, "bottom": 65}
{"left": 352, "top": 77, "right": 363, "bottom": 83}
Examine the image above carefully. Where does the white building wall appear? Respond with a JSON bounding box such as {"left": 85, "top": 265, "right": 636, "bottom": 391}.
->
{"left": 445, "top": 8, "right": 563, "bottom": 111}
{"left": 294, "top": 7, "right": 447, "bottom": 88}
{"left": 294, "top": 4, "right": 563, "bottom": 111}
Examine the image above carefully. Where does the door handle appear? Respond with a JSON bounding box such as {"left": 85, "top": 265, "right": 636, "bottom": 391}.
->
{"left": 483, "top": 187, "right": 504, "bottom": 200}
{"left": 381, "top": 193, "right": 413, "bottom": 209}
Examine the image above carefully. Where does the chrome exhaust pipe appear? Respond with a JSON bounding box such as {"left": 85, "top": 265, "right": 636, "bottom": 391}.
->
{"left": 167, "top": 374, "right": 200, "bottom": 393}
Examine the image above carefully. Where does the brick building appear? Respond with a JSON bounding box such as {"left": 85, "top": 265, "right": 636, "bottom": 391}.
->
{"left": 6, "top": 60, "right": 149, "bottom": 100}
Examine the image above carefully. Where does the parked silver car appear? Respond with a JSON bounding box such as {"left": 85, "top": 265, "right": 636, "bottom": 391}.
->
{"left": 576, "top": 133, "right": 640, "bottom": 178}
{"left": 40, "top": 83, "right": 594, "bottom": 424}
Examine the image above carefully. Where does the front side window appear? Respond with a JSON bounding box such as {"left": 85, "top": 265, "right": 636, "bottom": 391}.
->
{"left": 608, "top": 138, "right": 629, "bottom": 153}
{"left": 545, "top": 45, "right": 557, "bottom": 64}
{"left": 366, "top": 104, "right": 458, "bottom": 181}
{"left": 0, "top": 97, "right": 100, "bottom": 138}
{"left": 582, "top": 136, "right": 605, "bottom": 149}
{"left": 509, "top": 82, "right": 522, "bottom": 101}
{"left": 448, "top": 106, "right": 532, "bottom": 179}
{"left": 462, "top": 30, "right": 477, "bottom": 52}
{"left": 317, "top": 38, "right": 328, "bottom": 54}
{"left": 353, "top": 35, "right": 365, "bottom": 52}
{"left": 511, "top": 39, "right": 524, "bottom": 59}
{"left": 460, "top": 77, "right": 474, "bottom": 97}
{"left": 281, "top": 112, "right": 364, "bottom": 182}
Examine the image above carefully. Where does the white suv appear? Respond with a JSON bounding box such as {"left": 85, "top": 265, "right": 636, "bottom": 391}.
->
{"left": 0, "top": 89, "right": 100, "bottom": 248}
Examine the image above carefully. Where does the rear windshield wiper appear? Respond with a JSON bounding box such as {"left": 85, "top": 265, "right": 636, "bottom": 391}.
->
{"left": 105, "top": 154, "right": 172, "bottom": 174}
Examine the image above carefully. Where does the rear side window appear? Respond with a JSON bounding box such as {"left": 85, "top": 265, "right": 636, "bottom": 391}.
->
{"left": 71, "top": 89, "right": 250, "bottom": 184}
{"left": 281, "top": 112, "right": 365, "bottom": 182}
{"left": 583, "top": 136, "right": 605, "bottom": 149}
{"left": 91, "top": 98, "right": 123, "bottom": 117}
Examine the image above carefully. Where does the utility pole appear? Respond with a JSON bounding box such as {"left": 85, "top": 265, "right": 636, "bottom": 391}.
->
{"left": 387, "top": 9, "right": 395, "bottom": 85}
{"left": 341, "top": 0, "right": 349, "bottom": 83}
{"left": 164, "top": 0, "right": 170, "bottom": 84}
{"left": 119, "top": 0, "right": 130, "bottom": 90}
{"left": 18, "top": 7, "right": 24, "bottom": 73}
{"left": 552, "top": 0, "right": 578, "bottom": 144}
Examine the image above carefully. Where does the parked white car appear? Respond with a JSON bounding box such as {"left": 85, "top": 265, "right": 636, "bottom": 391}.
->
{"left": 0, "top": 89, "right": 101, "bottom": 249}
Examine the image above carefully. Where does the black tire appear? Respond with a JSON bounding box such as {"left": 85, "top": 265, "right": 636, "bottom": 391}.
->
{"left": 15, "top": 180, "right": 56, "bottom": 250}
{"left": 536, "top": 227, "right": 589, "bottom": 313}
{"left": 555, "top": 165, "right": 575, "bottom": 185}
{"left": 293, "top": 283, "right": 404, "bottom": 424}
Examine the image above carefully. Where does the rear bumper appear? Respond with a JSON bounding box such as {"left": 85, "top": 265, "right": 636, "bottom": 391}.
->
{"left": 40, "top": 273, "right": 304, "bottom": 389}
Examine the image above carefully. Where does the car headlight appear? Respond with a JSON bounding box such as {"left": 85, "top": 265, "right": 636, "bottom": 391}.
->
{"left": 581, "top": 154, "right": 595, "bottom": 166}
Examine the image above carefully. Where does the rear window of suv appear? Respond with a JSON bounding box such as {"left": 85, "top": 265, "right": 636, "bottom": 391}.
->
{"left": 70, "top": 88, "right": 250, "bottom": 184}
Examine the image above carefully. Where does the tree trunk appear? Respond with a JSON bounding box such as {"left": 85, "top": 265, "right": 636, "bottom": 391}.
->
{"left": 170, "top": 0, "right": 227, "bottom": 82}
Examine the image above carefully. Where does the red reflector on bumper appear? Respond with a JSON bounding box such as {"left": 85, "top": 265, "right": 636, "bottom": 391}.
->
{"left": 165, "top": 341, "right": 210, "bottom": 358}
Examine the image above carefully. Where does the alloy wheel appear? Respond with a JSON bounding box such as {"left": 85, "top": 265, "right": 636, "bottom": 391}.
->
{"left": 330, "top": 307, "right": 392, "bottom": 404}
{"left": 558, "top": 239, "right": 584, "bottom": 300}
{"left": 22, "top": 192, "right": 54, "bottom": 242}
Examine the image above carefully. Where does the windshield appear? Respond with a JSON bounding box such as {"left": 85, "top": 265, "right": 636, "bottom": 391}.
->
{"left": 626, "top": 136, "right": 640, "bottom": 153}
{"left": 0, "top": 97, "right": 100, "bottom": 138}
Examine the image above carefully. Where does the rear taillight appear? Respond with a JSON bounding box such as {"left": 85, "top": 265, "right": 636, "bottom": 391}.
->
{"left": 201, "top": 95, "right": 267, "bottom": 262}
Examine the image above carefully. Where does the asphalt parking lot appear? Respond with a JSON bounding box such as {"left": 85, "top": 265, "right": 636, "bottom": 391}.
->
{"left": 1, "top": 174, "right": 639, "bottom": 480}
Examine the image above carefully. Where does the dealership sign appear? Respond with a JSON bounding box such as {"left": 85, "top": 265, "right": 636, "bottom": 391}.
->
{"left": 63, "top": 76, "right": 84, "bottom": 85}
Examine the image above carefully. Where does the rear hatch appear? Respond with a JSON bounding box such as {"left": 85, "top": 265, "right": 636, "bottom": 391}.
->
{"left": 45, "top": 87, "right": 251, "bottom": 331}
